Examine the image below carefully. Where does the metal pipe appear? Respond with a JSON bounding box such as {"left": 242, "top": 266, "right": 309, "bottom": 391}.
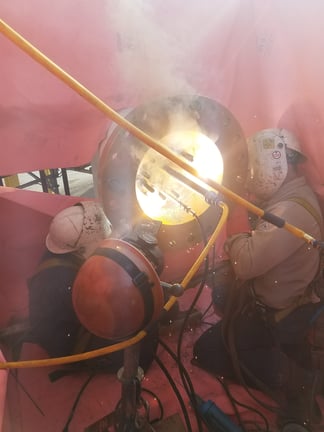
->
{"left": 117, "top": 343, "right": 143, "bottom": 431}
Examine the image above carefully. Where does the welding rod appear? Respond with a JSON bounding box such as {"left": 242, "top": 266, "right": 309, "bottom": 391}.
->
{"left": 163, "top": 165, "right": 211, "bottom": 197}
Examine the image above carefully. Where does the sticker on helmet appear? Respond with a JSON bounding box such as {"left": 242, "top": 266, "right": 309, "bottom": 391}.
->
{"left": 272, "top": 150, "right": 281, "bottom": 159}
{"left": 262, "top": 138, "right": 275, "bottom": 149}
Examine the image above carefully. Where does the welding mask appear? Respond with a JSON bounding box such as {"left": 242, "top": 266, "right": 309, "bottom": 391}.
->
{"left": 246, "top": 128, "right": 305, "bottom": 200}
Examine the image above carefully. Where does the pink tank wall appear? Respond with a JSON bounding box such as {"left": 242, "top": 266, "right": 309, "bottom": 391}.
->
{"left": 0, "top": 188, "right": 81, "bottom": 327}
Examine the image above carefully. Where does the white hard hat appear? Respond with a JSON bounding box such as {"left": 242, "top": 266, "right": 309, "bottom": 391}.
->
{"left": 276, "top": 128, "right": 307, "bottom": 161}
{"left": 46, "top": 201, "right": 112, "bottom": 257}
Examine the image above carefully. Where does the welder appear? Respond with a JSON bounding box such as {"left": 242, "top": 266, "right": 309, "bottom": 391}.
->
{"left": 193, "top": 128, "right": 323, "bottom": 427}
{"left": 21, "top": 201, "right": 159, "bottom": 374}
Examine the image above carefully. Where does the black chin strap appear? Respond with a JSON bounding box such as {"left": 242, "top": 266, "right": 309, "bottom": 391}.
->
{"left": 94, "top": 247, "right": 155, "bottom": 328}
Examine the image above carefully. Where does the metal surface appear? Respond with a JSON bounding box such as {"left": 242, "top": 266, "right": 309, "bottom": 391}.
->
{"left": 95, "top": 95, "right": 247, "bottom": 252}
{"left": 153, "top": 413, "right": 186, "bottom": 432}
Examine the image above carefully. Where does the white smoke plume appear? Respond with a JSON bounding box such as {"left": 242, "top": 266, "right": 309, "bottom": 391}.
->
{"left": 107, "top": 0, "right": 239, "bottom": 103}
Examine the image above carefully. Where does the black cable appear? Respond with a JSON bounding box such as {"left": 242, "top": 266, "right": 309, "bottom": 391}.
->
{"left": 141, "top": 387, "right": 164, "bottom": 423}
{"left": 221, "top": 281, "right": 283, "bottom": 418}
{"left": 158, "top": 337, "right": 198, "bottom": 400}
{"left": 213, "top": 375, "right": 248, "bottom": 432}
{"left": 157, "top": 336, "right": 212, "bottom": 432}
{"left": 174, "top": 211, "right": 212, "bottom": 432}
{"left": 62, "top": 372, "right": 96, "bottom": 432}
{"left": 154, "top": 354, "right": 193, "bottom": 432}
{"left": 113, "top": 398, "right": 135, "bottom": 431}
{"left": 191, "top": 318, "right": 270, "bottom": 432}
{"left": 225, "top": 319, "right": 281, "bottom": 415}
{"left": 161, "top": 202, "right": 270, "bottom": 431}
{"left": 199, "top": 299, "right": 214, "bottom": 321}
{"left": 192, "top": 312, "right": 270, "bottom": 431}
{"left": 199, "top": 244, "right": 225, "bottom": 321}
{"left": 160, "top": 334, "right": 270, "bottom": 432}
{"left": 163, "top": 205, "right": 227, "bottom": 430}
{"left": 186, "top": 211, "right": 271, "bottom": 431}
{"left": 112, "top": 385, "right": 163, "bottom": 430}
{"left": 160, "top": 326, "right": 262, "bottom": 432}
{"left": 216, "top": 376, "right": 270, "bottom": 432}
{"left": 176, "top": 277, "right": 206, "bottom": 430}
{"left": 10, "top": 369, "right": 45, "bottom": 417}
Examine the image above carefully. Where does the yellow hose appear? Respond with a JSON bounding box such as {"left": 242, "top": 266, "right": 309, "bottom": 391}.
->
{"left": 163, "top": 201, "right": 228, "bottom": 312}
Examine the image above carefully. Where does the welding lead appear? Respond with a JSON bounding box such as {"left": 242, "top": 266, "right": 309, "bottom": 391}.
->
{"left": 162, "top": 189, "right": 193, "bottom": 214}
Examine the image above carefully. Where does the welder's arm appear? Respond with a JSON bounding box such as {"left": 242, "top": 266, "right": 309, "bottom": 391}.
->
{"left": 226, "top": 203, "right": 251, "bottom": 237}
{"left": 224, "top": 213, "right": 304, "bottom": 280}
{"left": 204, "top": 191, "right": 251, "bottom": 236}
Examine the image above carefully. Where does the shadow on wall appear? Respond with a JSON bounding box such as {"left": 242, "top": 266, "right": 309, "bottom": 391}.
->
{"left": 0, "top": 189, "right": 83, "bottom": 328}
{"left": 278, "top": 100, "right": 324, "bottom": 215}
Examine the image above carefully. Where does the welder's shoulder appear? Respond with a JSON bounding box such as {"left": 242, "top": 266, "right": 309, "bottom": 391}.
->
{"left": 27, "top": 254, "right": 82, "bottom": 291}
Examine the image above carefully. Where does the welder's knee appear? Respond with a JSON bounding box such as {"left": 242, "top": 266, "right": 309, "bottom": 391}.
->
{"left": 192, "top": 324, "right": 233, "bottom": 377}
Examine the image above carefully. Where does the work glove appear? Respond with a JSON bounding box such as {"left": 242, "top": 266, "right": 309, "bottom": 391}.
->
{"left": 204, "top": 190, "right": 223, "bottom": 206}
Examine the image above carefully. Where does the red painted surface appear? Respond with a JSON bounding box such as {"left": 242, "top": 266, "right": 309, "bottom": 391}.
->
{"left": 0, "top": 352, "right": 8, "bottom": 432}
{"left": 0, "top": 188, "right": 81, "bottom": 327}
{"left": 1, "top": 291, "right": 280, "bottom": 432}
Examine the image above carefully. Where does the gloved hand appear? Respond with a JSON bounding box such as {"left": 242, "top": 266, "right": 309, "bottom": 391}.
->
{"left": 204, "top": 190, "right": 222, "bottom": 206}
{"left": 204, "top": 190, "right": 251, "bottom": 236}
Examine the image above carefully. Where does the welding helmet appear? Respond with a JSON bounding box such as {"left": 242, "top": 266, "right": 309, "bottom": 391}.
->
{"left": 46, "top": 201, "right": 112, "bottom": 258}
{"left": 246, "top": 128, "right": 306, "bottom": 200}
{"left": 72, "top": 238, "right": 164, "bottom": 340}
